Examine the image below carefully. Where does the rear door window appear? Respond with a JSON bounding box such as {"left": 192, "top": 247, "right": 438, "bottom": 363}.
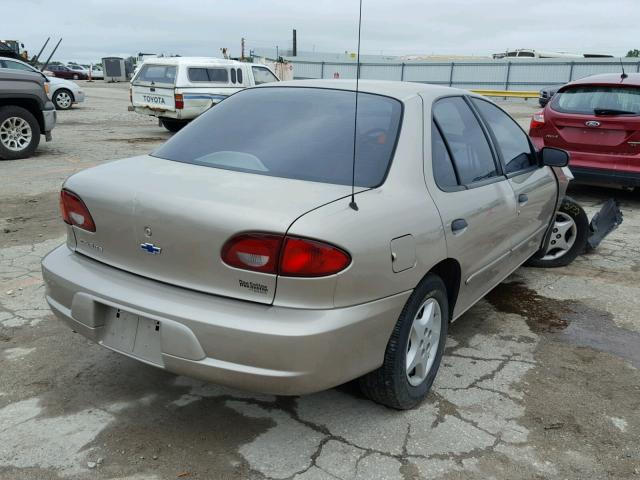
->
{"left": 433, "top": 97, "right": 499, "bottom": 185}
{"left": 153, "top": 87, "right": 402, "bottom": 187}
{"left": 552, "top": 86, "right": 640, "bottom": 115}
{"left": 431, "top": 122, "right": 459, "bottom": 189}
{"left": 471, "top": 98, "right": 536, "bottom": 173}
{"left": 135, "top": 64, "right": 177, "bottom": 85}
{"left": 188, "top": 67, "right": 229, "bottom": 83}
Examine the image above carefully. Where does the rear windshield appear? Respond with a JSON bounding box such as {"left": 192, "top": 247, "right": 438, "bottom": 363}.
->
{"left": 552, "top": 86, "right": 640, "bottom": 115}
{"left": 152, "top": 87, "right": 403, "bottom": 187}
{"left": 134, "top": 64, "right": 177, "bottom": 85}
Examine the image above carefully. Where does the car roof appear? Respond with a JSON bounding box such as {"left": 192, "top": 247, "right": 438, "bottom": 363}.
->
{"left": 563, "top": 73, "right": 640, "bottom": 88}
{"left": 257, "top": 79, "right": 472, "bottom": 102}
{"left": 140, "top": 56, "right": 244, "bottom": 67}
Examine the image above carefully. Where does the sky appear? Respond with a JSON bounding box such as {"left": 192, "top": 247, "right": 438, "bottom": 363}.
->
{"left": 3, "top": 0, "right": 638, "bottom": 63}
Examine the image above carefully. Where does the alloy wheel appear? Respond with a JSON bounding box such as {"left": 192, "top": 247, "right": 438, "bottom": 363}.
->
{"left": 406, "top": 298, "right": 442, "bottom": 386}
{"left": 56, "top": 91, "right": 72, "bottom": 109}
{"left": 542, "top": 212, "right": 577, "bottom": 260}
{"left": 0, "top": 116, "right": 33, "bottom": 152}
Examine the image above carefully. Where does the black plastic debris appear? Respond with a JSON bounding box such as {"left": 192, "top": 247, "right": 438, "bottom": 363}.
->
{"left": 586, "top": 199, "right": 623, "bottom": 250}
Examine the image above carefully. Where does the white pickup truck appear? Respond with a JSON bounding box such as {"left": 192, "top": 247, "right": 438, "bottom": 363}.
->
{"left": 128, "top": 57, "right": 279, "bottom": 132}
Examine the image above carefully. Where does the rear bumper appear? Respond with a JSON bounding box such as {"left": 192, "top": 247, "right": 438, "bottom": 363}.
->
{"left": 131, "top": 106, "right": 193, "bottom": 120}
{"left": 41, "top": 245, "right": 408, "bottom": 395}
{"left": 570, "top": 166, "right": 640, "bottom": 188}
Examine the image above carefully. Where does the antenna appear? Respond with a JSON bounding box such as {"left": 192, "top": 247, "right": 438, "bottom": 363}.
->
{"left": 349, "top": 0, "right": 363, "bottom": 211}
{"left": 620, "top": 58, "right": 628, "bottom": 79}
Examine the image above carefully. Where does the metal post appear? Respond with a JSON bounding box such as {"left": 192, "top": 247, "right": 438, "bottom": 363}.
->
{"left": 449, "top": 62, "right": 455, "bottom": 87}
{"left": 568, "top": 61, "right": 575, "bottom": 82}
{"left": 320, "top": 61, "right": 325, "bottom": 79}
{"left": 31, "top": 37, "right": 50, "bottom": 66}
{"left": 40, "top": 38, "right": 62, "bottom": 72}
{"left": 292, "top": 29, "right": 297, "bottom": 57}
{"left": 400, "top": 62, "right": 405, "bottom": 81}
{"left": 637, "top": 61, "right": 640, "bottom": 73}
{"left": 504, "top": 61, "right": 512, "bottom": 90}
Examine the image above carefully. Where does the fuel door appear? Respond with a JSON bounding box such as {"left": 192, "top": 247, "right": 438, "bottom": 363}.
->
{"left": 390, "top": 234, "right": 416, "bottom": 273}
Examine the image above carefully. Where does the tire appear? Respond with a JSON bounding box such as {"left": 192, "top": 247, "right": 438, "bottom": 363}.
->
{"left": 359, "top": 274, "right": 449, "bottom": 410}
{"left": 161, "top": 118, "right": 188, "bottom": 133}
{"left": 526, "top": 196, "right": 589, "bottom": 268}
{"left": 53, "top": 89, "right": 74, "bottom": 110}
{"left": 72, "top": 74, "right": 79, "bottom": 80}
{"left": 0, "top": 106, "right": 40, "bottom": 160}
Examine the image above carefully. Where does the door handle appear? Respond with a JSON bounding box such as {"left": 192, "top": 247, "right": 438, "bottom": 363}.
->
{"left": 451, "top": 218, "right": 468, "bottom": 234}
{"left": 518, "top": 193, "right": 529, "bottom": 205}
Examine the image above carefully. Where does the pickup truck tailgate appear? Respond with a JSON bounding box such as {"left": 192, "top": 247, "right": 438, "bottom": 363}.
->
{"left": 132, "top": 85, "right": 175, "bottom": 111}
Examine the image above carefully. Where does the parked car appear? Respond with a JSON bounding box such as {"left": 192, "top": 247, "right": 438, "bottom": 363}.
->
{"left": 89, "top": 65, "right": 104, "bottom": 80}
{"left": 47, "top": 64, "right": 88, "bottom": 80}
{"left": 538, "top": 84, "right": 562, "bottom": 107}
{"left": 0, "top": 69, "right": 56, "bottom": 159}
{"left": 0, "top": 57, "right": 85, "bottom": 110}
{"left": 129, "top": 57, "right": 279, "bottom": 132}
{"left": 67, "top": 63, "right": 89, "bottom": 75}
{"left": 530, "top": 73, "right": 640, "bottom": 189}
{"left": 43, "top": 80, "right": 574, "bottom": 409}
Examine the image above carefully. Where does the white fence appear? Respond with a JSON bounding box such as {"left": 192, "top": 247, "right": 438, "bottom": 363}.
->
{"left": 289, "top": 58, "right": 640, "bottom": 90}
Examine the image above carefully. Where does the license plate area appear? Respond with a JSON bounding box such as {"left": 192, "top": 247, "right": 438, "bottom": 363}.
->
{"left": 102, "top": 307, "right": 163, "bottom": 366}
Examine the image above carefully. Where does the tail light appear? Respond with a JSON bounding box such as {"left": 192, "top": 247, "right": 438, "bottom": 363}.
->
{"left": 60, "top": 189, "right": 96, "bottom": 232}
{"left": 221, "top": 233, "right": 351, "bottom": 277}
{"left": 175, "top": 93, "right": 184, "bottom": 109}
{"left": 530, "top": 110, "right": 545, "bottom": 130}
{"left": 221, "top": 233, "right": 282, "bottom": 273}
{"left": 280, "top": 237, "right": 351, "bottom": 277}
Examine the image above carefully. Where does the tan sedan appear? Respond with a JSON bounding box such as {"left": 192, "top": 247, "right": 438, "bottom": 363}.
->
{"left": 42, "top": 80, "right": 571, "bottom": 409}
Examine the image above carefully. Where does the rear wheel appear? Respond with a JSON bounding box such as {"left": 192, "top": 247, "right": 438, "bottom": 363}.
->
{"left": 526, "top": 196, "right": 588, "bottom": 268}
{"left": 359, "top": 274, "right": 448, "bottom": 410}
{"left": 0, "top": 106, "right": 40, "bottom": 160}
{"left": 161, "top": 118, "right": 188, "bottom": 133}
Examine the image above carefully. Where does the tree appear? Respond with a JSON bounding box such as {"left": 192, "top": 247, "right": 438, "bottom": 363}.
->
{"left": 627, "top": 49, "right": 640, "bottom": 58}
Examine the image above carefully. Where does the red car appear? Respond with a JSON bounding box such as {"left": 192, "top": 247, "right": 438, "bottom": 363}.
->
{"left": 529, "top": 73, "right": 640, "bottom": 189}
{"left": 47, "top": 64, "right": 88, "bottom": 80}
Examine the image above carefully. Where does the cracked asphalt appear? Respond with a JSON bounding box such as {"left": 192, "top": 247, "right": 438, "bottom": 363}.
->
{"left": 1, "top": 82, "right": 639, "bottom": 480}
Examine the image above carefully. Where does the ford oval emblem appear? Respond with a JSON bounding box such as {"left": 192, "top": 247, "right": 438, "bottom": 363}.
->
{"left": 585, "top": 121, "right": 601, "bottom": 128}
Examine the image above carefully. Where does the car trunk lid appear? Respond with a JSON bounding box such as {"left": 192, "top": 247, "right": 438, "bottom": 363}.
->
{"left": 544, "top": 84, "right": 640, "bottom": 159}
{"left": 545, "top": 112, "right": 640, "bottom": 155}
{"left": 65, "top": 155, "right": 357, "bottom": 304}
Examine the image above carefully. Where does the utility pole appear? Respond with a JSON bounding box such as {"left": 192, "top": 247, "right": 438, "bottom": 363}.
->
{"left": 241, "top": 37, "right": 245, "bottom": 61}
{"left": 292, "top": 29, "right": 297, "bottom": 57}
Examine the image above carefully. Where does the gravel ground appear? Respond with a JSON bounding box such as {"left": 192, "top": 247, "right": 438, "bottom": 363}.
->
{"left": 1, "top": 81, "right": 639, "bottom": 480}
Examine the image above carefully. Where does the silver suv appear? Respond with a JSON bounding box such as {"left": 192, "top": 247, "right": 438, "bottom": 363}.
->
{"left": 42, "top": 80, "right": 571, "bottom": 409}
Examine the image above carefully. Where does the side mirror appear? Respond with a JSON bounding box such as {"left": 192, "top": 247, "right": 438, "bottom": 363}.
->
{"left": 539, "top": 147, "right": 569, "bottom": 167}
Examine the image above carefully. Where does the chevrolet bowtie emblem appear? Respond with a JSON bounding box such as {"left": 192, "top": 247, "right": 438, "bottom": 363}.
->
{"left": 140, "top": 242, "right": 162, "bottom": 255}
